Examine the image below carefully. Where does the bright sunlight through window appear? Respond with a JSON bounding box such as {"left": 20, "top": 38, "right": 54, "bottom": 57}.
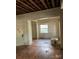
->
{"left": 40, "top": 24, "right": 48, "bottom": 33}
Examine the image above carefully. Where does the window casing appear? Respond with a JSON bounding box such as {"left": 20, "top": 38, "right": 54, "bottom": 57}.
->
{"left": 40, "top": 24, "right": 48, "bottom": 33}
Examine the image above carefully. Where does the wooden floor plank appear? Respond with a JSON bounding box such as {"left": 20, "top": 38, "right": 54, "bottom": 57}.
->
{"left": 16, "top": 40, "right": 63, "bottom": 59}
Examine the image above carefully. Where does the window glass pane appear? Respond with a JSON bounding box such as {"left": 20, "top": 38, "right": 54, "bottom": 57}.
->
{"left": 40, "top": 25, "right": 48, "bottom": 28}
{"left": 40, "top": 24, "right": 48, "bottom": 33}
{"left": 40, "top": 28, "right": 48, "bottom": 33}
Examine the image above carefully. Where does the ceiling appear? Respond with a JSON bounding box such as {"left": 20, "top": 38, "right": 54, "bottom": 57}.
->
{"left": 16, "top": 0, "right": 61, "bottom": 15}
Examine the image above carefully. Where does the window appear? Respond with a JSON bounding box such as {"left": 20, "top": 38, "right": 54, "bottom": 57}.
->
{"left": 40, "top": 24, "right": 48, "bottom": 33}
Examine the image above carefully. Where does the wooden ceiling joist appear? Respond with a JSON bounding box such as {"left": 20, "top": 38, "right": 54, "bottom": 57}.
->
{"left": 16, "top": 0, "right": 61, "bottom": 15}
{"left": 40, "top": 0, "right": 48, "bottom": 9}
{"left": 29, "top": 0, "right": 41, "bottom": 10}
{"left": 17, "top": 0, "right": 34, "bottom": 11}
{"left": 16, "top": 5, "right": 29, "bottom": 13}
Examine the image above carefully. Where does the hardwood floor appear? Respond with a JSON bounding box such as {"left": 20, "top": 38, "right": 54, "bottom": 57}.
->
{"left": 16, "top": 40, "right": 63, "bottom": 59}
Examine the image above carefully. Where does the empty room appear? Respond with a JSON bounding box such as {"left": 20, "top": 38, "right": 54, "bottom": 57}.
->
{"left": 16, "top": 0, "right": 63, "bottom": 59}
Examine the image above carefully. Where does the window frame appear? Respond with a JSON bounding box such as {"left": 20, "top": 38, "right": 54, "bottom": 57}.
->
{"left": 40, "top": 24, "right": 48, "bottom": 33}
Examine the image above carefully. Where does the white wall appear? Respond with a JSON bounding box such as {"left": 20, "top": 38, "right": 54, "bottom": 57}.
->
{"left": 16, "top": 16, "right": 25, "bottom": 46}
{"left": 16, "top": 7, "right": 61, "bottom": 46}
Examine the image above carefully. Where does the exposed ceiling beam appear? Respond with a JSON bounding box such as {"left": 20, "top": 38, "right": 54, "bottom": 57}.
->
{"left": 16, "top": 5, "right": 29, "bottom": 13}
{"left": 44, "top": 0, "right": 49, "bottom": 8}
{"left": 54, "top": 0, "right": 60, "bottom": 7}
{"left": 16, "top": 9, "right": 26, "bottom": 13}
{"left": 22, "top": 0, "right": 39, "bottom": 11}
{"left": 40, "top": 0, "right": 48, "bottom": 9}
{"left": 16, "top": 2, "right": 32, "bottom": 12}
{"left": 16, "top": 0, "right": 61, "bottom": 15}
{"left": 51, "top": 0, "right": 55, "bottom": 7}
{"left": 29, "top": 0, "right": 41, "bottom": 10}
{"left": 47, "top": 0, "right": 52, "bottom": 8}
{"left": 33, "top": 0, "right": 46, "bottom": 10}
{"left": 16, "top": 10, "right": 26, "bottom": 15}
{"left": 17, "top": 0, "right": 34, "bottom": 11}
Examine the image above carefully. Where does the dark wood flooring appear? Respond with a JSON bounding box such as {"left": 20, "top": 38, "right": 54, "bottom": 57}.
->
{"left": 16, "top": 40, "right": 63, "bottom": 59}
